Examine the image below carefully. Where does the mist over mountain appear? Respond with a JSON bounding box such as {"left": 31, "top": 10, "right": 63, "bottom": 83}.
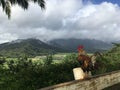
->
{"left": 49, "top": 38, "right": 113, "bottom": 52}
{"left": 0, "top": 38, "right": 113, "bottom": 57}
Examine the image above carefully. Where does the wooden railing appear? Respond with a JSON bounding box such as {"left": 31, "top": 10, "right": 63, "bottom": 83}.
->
{"left": 39, "top": 70, "right": 120, "bottom": 90}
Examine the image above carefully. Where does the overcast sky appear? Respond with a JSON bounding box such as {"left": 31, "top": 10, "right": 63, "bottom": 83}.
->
{"left": 0, "top": 0, "right": 120, "bottom": 43}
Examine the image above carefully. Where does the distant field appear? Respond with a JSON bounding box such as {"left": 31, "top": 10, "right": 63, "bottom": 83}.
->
{"left": 4, "top": 53, "right": 93, "bottom": 64}
{"left": 32, "top": 53, "right": 69, "bottom": 64}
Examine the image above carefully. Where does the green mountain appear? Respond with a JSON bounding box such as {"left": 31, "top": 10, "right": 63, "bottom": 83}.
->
{"left": 49, "top": 38, "right": 113, "bottom": 53}
{"left": 0, "top": 38, "right": 113, "bottom": 57}
{"left": 0, "top": 39, "right": 64, "bottom": 57}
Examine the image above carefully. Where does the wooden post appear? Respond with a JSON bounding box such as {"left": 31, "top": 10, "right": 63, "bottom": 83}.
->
{"left": 73, "top": 67, "right": 85, "bottom": 80}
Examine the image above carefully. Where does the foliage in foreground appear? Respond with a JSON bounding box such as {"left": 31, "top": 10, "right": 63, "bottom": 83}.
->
{"left": 0, "top": 0, "right": 45, "bottom": 18}
{"left": 92, "top": 44, "right": 120, "bottom": 74}
{"left": 0, "top": 54, "right": 79, "bottom": 90}
{"left": 0, "top": 49, "right": 120, "bottom": 90}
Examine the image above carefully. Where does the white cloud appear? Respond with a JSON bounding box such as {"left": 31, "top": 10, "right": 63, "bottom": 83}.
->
{"left": 0, "top": 33, "right": 18, "bottom": 43}
{"left": 64, "top": 2, "right": 120, "bottom": 41}
{"left": 0, "top": 0, "right": 120, "bottom": 43}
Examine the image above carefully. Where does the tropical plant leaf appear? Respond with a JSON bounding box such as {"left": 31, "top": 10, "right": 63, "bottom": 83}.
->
{"left": 0, "top": 0, "right": 45, "bottom": 19}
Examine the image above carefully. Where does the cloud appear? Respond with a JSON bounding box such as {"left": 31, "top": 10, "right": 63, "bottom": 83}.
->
{"left": 0, "top": 33, "right": 18, "bottom": 43}
{"left": 0, "top": 0, "right": 120, "bottom": 43}
{"left": 65, "top": 2, "right": 120, "bottom": 41}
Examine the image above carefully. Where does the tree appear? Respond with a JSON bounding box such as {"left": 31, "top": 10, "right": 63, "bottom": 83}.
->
{"left": 43, "top": 54, "right": 53, "bottom": 65}
{"left": 112, "top": 43, "right": 120, "bottom": 47}
{"left": 0, "top": 0, "right": 45, "bottom": 19}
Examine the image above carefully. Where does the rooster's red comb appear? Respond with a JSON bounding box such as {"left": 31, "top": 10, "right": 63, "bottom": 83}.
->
{"left": 78, "top": 45, "right": 84, "bottom": 51}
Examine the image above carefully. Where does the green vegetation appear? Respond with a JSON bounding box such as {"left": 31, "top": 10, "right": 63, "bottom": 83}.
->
{"left": 0, "top": 54, "right": 79, "bottom": 90}
{"left": 0, "top": 39, "right": 65, "bottom": 58}
{"left": 0, "top": 44, "right": 120, "bottom": 90}
{"left": 92, "top": 43, "right": 120, "bottom": 75}
{"left": 43, "top": 54, "right": 53, "bottom": 65}
{"left": 0, "top": 38, "right": 112, "bottom": 57}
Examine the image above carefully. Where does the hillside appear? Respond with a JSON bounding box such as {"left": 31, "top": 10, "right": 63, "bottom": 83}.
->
{"left": 0, "top": 38, "right": 113, "bottom": 57}
{"left": 49, "top": 38, "right": 112, "bottom": 52}
{"left": 107, "top": 43, "right": 120, "bottom": 54}
{"left": 0, "top": 39, "right": 64, "bottom": 57}
{"left": 101, "top": 43, "right": 120, "bottom": 73}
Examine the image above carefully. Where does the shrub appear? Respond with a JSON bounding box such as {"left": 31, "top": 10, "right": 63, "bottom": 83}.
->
{"left": 43, "top": 54, "right": 53, "bottom": 65}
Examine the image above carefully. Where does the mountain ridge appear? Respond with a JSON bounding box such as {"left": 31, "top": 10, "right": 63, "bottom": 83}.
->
{"left": 0, "top": 38, "right": 113, "bottom": 57}
{"left": 0, "top": 38, "right": 64, "bottom": 57}
{"left": 49, "top": 38, "right": 112, "bottom": 52}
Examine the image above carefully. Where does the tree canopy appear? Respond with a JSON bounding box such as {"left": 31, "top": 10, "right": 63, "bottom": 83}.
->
{"left": 0, "top": 0, "right": 45, "bottom": 18}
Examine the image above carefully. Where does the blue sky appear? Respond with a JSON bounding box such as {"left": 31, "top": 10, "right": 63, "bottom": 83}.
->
{"left": 91, "top": 0, "right": 120, "bottom": 5}
{"left": 83, "top": 0, "right": 120, "bottom": 5}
